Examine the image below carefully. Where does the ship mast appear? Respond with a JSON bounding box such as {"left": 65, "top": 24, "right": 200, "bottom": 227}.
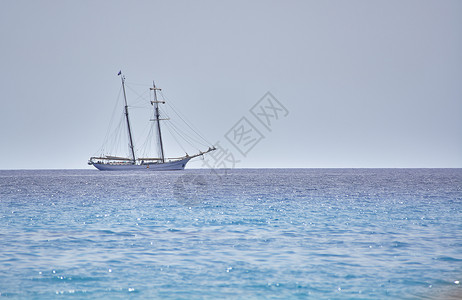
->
{"left": 119, "top": 72, "right": 136, "bottom": 163}
{"left": 150, "top": 81, "right": 165, "bottom": 163}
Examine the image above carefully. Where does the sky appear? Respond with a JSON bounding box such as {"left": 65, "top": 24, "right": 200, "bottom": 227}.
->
{"left": 0, "top": 0, "right": 461, "bottom": 169}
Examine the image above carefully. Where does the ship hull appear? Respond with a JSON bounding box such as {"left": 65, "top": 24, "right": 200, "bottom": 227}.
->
{"left": 92, "top": 158, "right": 191, "bottom": 171}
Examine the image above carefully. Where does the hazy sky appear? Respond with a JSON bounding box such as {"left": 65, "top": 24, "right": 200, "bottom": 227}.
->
{"left": 1, "top": 0, "right": 461, "bottom": 169}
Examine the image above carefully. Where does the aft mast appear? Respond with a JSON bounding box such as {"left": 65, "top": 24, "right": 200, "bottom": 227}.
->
{"left": 119, "top": 71, "right": 136, "bottom": 163}
{"left": 150, "top": 81, "right": 165, "bottom": 163}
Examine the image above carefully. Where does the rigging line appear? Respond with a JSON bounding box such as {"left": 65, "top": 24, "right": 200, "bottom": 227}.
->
{"left": 134, "top": 118, "right": 152, "bottom": 152}
{"left": 99, "top": 111, "right": 124, "bottom": 156}
{"left": 160, "top": 90, "right": 213, "bottom": 146}
{"left": 125, "top": 84, "right": 151, "bottom": 107}
{"left": 164, "top": 122, "right": 188, "bottom": 154}
{"left": 113, "top": 120, "right": 123, "bottom": 156}
{"left": 98, "top": 86, "right": 124, "bottom": 155}
{"left": 158, "top": 106, "right": 209, "bottom": 148}
{"left": 130, "top": 105, "right": 151, "bottom": 110}
{"left": 164, "top": 113, "right": 209, "bottom": 148}
{"left": 164, "top": 121, "right": 201, "bottom": 152}
{"left": 138, "top": 124, "right": 155, "bottom": 158}
{"left": 124, "top": 81, "right": 151, "bottom": 87}
{"left": 154, "top": 88, "right": 211, "bottom": 147}
{"left": 170, "top": 122, "right": 208, "bottom": 149}
{"left": 165, "top": 116, "right": 207, "bottom": 150}
{"left": 159, "top": 91, "right": 203, "bottom": 134}
{"left": 167, "top": 101, "right": 212, "bottom": 147}
{"left": 158, "top": 110, "right": 194, "bottom": 148}
{"left": 163, "top": 95, "right": 211, "bottom": 146}
{"left": 158, "top": 109, "right": 198, "bottom": 149}
{"left": 115, "top": 115, "right": 126, "bottom": 155}
{"left": 103, "top": 114, "right": 125, "bottom": 156}
{"left": 146, "top": 125, "right": 156, "bottom": 158}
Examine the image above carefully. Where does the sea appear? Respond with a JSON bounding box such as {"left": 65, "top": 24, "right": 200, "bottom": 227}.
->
{"left": 0, "top": 168, "right": 461, "bottom": 299}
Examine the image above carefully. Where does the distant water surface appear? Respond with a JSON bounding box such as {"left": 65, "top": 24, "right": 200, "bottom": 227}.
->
{"left": 0, "top": 169, "right": 461, "bottom": 299}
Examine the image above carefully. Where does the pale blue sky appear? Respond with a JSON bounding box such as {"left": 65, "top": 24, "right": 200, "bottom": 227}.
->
{"left": 1, "top": 0, "right": 461, "bottom": 169}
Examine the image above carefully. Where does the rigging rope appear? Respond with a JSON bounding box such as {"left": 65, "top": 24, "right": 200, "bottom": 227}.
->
{"left": 159, "top": 106, "right": 208, "bottom": 148}
{"left": 95, "top": 86, "right": 123, "bottom": 156}
{"left": 159, "top": 91, "right": 213, "bottom": 146}
{"left": 164, "top": 122, "right": 188, "bottom": 154}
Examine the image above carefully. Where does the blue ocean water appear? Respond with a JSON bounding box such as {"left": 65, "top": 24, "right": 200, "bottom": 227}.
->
{"left": 0, "top": 168, "right": 461, "bottom": 299}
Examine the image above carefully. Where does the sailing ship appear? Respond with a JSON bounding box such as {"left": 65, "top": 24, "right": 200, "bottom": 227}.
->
{"left": 88, "top": 72, "right": 215, "bottom": 170}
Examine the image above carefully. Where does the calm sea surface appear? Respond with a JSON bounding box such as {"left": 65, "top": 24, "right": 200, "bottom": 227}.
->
{"left": 0, "top": 169, "right": 461, "bottom": 299}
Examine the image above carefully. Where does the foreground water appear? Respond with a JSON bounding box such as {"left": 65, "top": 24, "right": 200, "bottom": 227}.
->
{"left": 0, "top": 169, "right": 461, "bottom": 299}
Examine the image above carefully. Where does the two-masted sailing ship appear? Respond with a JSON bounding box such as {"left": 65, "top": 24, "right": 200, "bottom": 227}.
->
{"left": 88, "top": 72, "right": 215, "bottom": 170}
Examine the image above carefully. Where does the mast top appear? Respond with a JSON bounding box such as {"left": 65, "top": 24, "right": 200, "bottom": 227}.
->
{"left": 150, "top": 82, "right": 165, "bottom": 104}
